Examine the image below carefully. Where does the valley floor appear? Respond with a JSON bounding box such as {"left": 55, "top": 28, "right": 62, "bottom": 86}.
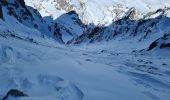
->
{"left": 0, "top": 36, "right": 170, "bottom": 100}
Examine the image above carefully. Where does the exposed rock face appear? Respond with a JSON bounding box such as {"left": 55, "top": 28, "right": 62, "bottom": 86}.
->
{"left": 55, "top": 0, "right": 74, "bottom": 11}
{"left": 25, "top": 0, "right": 86, "bottom": 21}
{"left": 123, "top": 7, "right": 141, "bottom": 20}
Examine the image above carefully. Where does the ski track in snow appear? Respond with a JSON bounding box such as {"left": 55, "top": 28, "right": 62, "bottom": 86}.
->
{"left": 0, "top": 36, "right": 170, "bottom": 100}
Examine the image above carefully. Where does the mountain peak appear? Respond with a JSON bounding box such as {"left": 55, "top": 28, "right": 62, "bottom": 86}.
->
{"left": 25, "top": 0, "right": 170, "bottom": 25}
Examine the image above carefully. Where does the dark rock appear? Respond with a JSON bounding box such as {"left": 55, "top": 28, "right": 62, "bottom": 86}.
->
{"left": 88, "top": 27, "right": 103, "bottom": 39}
{"left": 160, "top": 43, "right": 170, "bottom": 48}
{"left": 147, "top": 41, "right": 158, "bottom": 51}
{"left": 2, "top": 89, "right": 28, "bottom": 100}
{"left": 162, "top": 63, "right": 167, "bottom": 66}
{"left": 147, "top": 33, "right": 170, "bottom": 51}
{"left": 0, "top": 4, "right": 3, "bottom": 20}
{"left": 85, "top": 59, "right": 91, "bottom": 61}
{"left": 67, "top": 10, "right": 77, "bottom": 15}
{"left": 0, "top": 0, "right": 7, "bottom": 6}
{"left": 17, "top": 0, "right": 25, "bottom": 7}
{"left": 101, "top": 50, "right": 108, "bottom": 53}
{"left": 82, "top": 53, "right": 88, "bottom": 55}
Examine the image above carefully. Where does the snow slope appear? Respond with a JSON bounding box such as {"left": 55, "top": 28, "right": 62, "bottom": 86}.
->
{"left": 0, "top": 28, "right": 170, "bottom": 100}
{"left": 0, "top": 0, "right": 170, "bottom": 100}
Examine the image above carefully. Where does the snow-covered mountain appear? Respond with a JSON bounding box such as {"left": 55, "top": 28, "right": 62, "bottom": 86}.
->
{"left": 0, "top": 0, "right": 64, "bottom": 43}
{"left": 25, "top": 0, "right": 170, "bottom": 25}
{"left": 24, "top": 0, "right": 170, "bottom": 44}
{"left": 69, "top": 7, "right": 170, "bottom": 44}
{"left": 52, "top": 10, "right": 86, "bottom": 42}
{"left": 0, "top": 0, "right": 170, "bottom": 100}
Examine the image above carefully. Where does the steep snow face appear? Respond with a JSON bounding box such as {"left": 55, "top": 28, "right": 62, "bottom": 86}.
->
{"left": 25, "top": 0, "right": 170, "bottom": 25}
{"left": 0, "top": 0, "right": 64, "bottom": 43}
{"left": 1, "top": 0, "right": 48, "bottom": 36}
{"left": 53, "top": 11, "right": 86, "bottom": 42}
{"left": 0, "top": 0, "right": 44, "bottom": 41}
{"left": 0, "top": 0, "right": 63, "bottom": 43}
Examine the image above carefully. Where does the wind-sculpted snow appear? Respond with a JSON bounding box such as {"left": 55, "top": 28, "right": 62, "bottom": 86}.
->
{"left": 0, "top": 34, "right": 170, "bottom": 100}
{"left": 0, "top": 41, "right": 84, "bottom": 100}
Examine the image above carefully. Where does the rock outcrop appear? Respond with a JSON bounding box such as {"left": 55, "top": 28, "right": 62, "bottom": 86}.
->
{"left": 2, "top": 89, "right": 28, "bottom": 100}
{"left": 148, "top": 33, "right": 170, "bottom": 51}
